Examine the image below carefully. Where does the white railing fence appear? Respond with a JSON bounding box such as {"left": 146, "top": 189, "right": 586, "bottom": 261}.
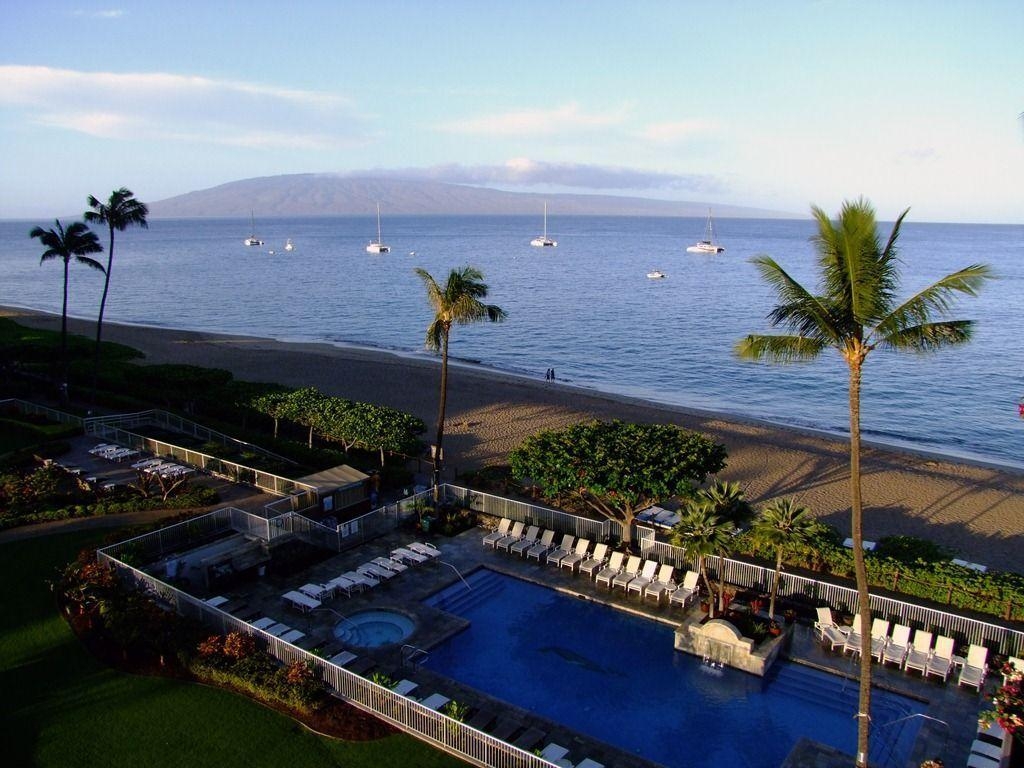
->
{"left": 0, "top": 398, "right": 83, "bottom": 427}
{"left": 637, "top": 526, "right": 1024, "bottom": 656}
{"left": 96, "top": 530, "right": 564, "bottom": 768}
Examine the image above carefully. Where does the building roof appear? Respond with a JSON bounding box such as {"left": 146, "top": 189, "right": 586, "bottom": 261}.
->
{"left": 295, "top": 464, "right": 369, "bottom": 494}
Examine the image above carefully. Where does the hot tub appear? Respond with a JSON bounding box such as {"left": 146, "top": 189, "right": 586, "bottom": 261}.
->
{"left": 333, "top": 609, "right": 415, "bottom": 648}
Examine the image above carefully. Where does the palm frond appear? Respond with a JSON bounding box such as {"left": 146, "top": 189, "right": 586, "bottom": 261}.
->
{"left": 873, "top": 264, "right": 993, "bottom": 341}
{"left": 735, "top": 334, "right": 827, "bottom": 363}
{"left": 875, "top": 320, "right": 975, "bottom": 353}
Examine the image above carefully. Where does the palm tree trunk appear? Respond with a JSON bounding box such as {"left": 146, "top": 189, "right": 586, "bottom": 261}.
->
{"left": 849, "top": 360, "right": 872, "bottom": 768}
{"left": 433, "top": 332, "right": 449, "bottom": 499}
{"left": 769, "top": 550, "right": 783, "bottom": 619}
{"left": 61, "top": 257, "right": 70, "bottom": 400}
{"left": 94, "top": 226, "right": 115, "bottom": 385}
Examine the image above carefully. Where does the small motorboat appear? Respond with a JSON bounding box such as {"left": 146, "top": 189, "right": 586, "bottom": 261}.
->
{"left": 646, "top": 270, "right": 667, "bottom": 279}
{"left": 284, "top": 239, "right": 294, "bottom": 252}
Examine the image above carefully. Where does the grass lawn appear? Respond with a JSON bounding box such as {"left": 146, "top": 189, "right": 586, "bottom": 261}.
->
{"left": 0, "top": 529, "right": 465, "bottom": 768}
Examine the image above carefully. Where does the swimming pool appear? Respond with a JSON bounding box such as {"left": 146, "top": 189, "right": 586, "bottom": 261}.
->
{"left": 332, "top": 609, "right": 415, "bottom": 647}
{"left": 423, "top": 568, "right": 925, "bottom": 768}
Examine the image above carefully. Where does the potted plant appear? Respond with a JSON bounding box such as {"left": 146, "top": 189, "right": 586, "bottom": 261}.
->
{"left": 783, "top": 608, "right": 797, "bottom": 625}
{"left": 768, "top": 620, "right": 782, "bottom": 637}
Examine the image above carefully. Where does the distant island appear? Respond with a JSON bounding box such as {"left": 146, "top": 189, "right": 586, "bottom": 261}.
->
{"left": 148, "top": 174, "right": 795, "bottom": 219}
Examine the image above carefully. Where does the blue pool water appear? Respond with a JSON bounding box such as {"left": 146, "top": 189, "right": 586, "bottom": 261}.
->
{"left": 422, "top": 569, "right": 925, "bottom": 768}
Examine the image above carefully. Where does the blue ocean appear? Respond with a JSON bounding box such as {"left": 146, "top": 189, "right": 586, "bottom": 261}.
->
{"left": 2, "top": 214, "right": 1021, "bottom": 467}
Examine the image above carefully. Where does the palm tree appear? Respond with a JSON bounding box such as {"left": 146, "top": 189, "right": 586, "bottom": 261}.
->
{"left": 30, "top": 220, "right": 104, "bottom": 399}
{"left": 736, "top": 198, "right": 991, "bottom": 767}
{"left": 84, "top": 188, "right": 149, "bottom": 368}
{"left": 670, "top": 503, "right": 734, "bottom": 617}
{"left": 687, "top": 480, "right": 752, "bottom": 613}
{"left": 751, "top": 498, "right": 815, "bottom": 619}
{"left": 415, "top": 266, "right": 506, "bottom": 493}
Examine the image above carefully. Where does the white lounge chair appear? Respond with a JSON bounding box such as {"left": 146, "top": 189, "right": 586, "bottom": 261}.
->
{"left": 611, "top": 555, "right": 642, "bottom": 590}
{"left": 329, "top": 650, "right": 357, "bottom": 667}
{"left": 280, "top": 628, "right": 305, "bottom": 644}
{"left": 539, "top": 743, "right": 571, "bottom": 767}
{"left": 594, "top": 551, "right": 626, "bottom": 588}
{"left": 299, "top": 583, "right": 332, "bottom": 601}
{"left": 814, "top": 606, "right": 839, "bottom": 639}
{"left": 204, "top": 595, "right": 229, "bottom": 607}
{"left": 251, "top": 616, "right": 277, "bottom": 630}
{"left": 407, "top": 541, "right": 440, "bottom": 559}
{"left": 881, "top": 624, "right": 912, "bottom": 666}
{"left": 283, "top": 590, "right": 321, "bottom": 612}
{"left": 668, "top": 570, "right": 700, "bottom": 608}
{"left": 626, "top": 559, "right": 659, "bottom": 596}
{"left": 482, "top": 518, "right": 512, "bottom": 548}
{"left": 967, "top": 754, "right": 1000, "bottom": 768}
{"left": 958, "top": 643, "right": 989, "bottom": 691}
{"left": 358, "top": 562, "right": 396, "bottom": 581}
{"left": 392, "top": 679, "right": 419, "bottom": 697}
{"left": 372, "top": 556, "right": 408, "bottom": 573}
{"left": 841, "top": 615, "right": 865, "bottom": 655}
{"left": 559, "top": 538, "right": 591, "bottom": 572}
{"left": 903, "top": 629, "right": 934, "bottom": 674}
{"left": 343, "top": 570, "right": 379, "bottom": 589}
{"left": 266, "top": 622, "right": 291, "bottom": 637}
{"left": 495, "top": 521, "right": 526, "bottom": 552}
{"left": 970, "top": 739, "right": 1004, "bottom": 761}
{"left": 578, "top": 543, "right": 609, "bottom": 578}
{"left": 867, "top": 619, "right": 891, "bottom": 662}
{"left": 576, "top": 760, "right": 606, "bottom": 768}
{"left": 643, "top": 564, "right": 676, "bottom": 603}
{"left": 545, "top": 534, "right": 575, "bottom": 566}
{"left": 509, "top": 525, "right": 541, "bottom": 556}
{"left": 925, "top": 635, "right": 956, "bottom": 681}
{"left": 526, "top": 529, "right": 556, "bottom": 561}
{"left": 392, "top": 547, "right": 428, "bottom": 564}
{"left": 326, "top": 574, "right": 362, "bottom": 597}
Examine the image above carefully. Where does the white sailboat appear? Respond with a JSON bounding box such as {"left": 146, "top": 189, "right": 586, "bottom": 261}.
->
{"left": 284, "top": 238, "right": 294, "bottom": 252}
{"left": 686, "top": 209, "right": 725, "bottom": 253}
{"left": 243, "top": 211, "right": 263, "bottom": 246}
{"left": 530, "top": 203, "right": 557, "bottom": 247}
{"left": 366, "top": 203, "right": 390, "bottom": 253}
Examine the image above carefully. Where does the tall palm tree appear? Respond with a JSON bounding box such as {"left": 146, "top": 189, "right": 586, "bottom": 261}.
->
{"left": 84, "top": 188, "right": 149, "bottom": 367}
{"left": 751, "top": 498, "right": 815, "bottom": 619}
{"left": 415, "top": 266, "right": 506, "bottom": 493}
{"left": 30, "top": 220, "right": 105, "bottom": 398}
{"left": 670, "top": 503, "right": 734, "bottom": 617}
{"left": 736, "top": 198, "right": 991, "bottom": 767}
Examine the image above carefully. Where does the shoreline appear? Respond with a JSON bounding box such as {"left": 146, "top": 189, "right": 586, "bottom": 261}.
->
{"left": 5, "top": 302, "right": 1018, "bottom": 474}
{"left": 4, "top": 304, "right": 1024, "bottom": 572}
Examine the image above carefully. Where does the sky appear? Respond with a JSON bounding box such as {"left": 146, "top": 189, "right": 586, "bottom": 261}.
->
{"left": 1, "top": 0, "right": 1021, "bottom": 223}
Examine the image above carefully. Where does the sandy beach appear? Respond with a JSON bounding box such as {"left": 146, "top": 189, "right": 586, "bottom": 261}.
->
{"left": 5, "top": 305, "right": 1023, "bottom": 573}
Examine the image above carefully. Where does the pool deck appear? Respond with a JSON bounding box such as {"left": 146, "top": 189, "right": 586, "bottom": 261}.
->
{"left": 161, "top": 522, "right": 999, "bottom": 768}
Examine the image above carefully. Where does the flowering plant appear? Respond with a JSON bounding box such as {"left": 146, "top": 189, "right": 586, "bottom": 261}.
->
{"left": 979, "top": 664, "right": 1023, "bottom": 739}
{"left": 919, "top": 759, "right": 944, "bottom": 768}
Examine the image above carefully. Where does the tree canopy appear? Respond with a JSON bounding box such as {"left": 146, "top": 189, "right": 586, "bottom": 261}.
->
{"left": 509, "top": 420, "right": 727, "bottom": 543}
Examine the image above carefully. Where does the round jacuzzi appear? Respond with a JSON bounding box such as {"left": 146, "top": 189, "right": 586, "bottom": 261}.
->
{"left": 333, "top": 609, "right": 415, "bottom": 648}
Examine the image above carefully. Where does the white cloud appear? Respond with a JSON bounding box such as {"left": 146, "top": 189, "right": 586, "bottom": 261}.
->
{"left": 357, "top": 159, "right": 724, "bottom": 193}
{"left": 436, "top": 102, "right": 628, "bottom": 136}
{"left": 73, "top": 9, "right": 124, "bottom": 18}
{"left": 637, "top": 119, "right": 717, "bottom": 144}
{"left": 0, "top": 65, "right": 367, "bottom": 150}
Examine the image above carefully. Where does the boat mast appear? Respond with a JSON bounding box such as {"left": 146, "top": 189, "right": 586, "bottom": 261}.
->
{"left": 376, "top": 202, "right": 383, "bottom": 243}
{"left": 543, "top": 202, "right": 548, "bottom": 239}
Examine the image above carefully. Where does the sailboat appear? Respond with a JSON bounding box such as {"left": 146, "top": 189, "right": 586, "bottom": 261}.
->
{"left": 530, "top": 203, "right": 557, "bottom": 247}
{"left": 284, "top": 239, "right": 294, "bottom": 252}
{"left": 243, "top": 211, "right": 263, "bottom": 246}
{"left": 366, "top": 203, "right": 390, "bottom": 253}
{"left": 686, "top": 209, "right": 725, "bottom": 253}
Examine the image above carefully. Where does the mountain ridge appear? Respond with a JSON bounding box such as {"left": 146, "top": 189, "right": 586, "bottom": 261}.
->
{"left": 148, "top": 174, "right": 795, "bottom": 219}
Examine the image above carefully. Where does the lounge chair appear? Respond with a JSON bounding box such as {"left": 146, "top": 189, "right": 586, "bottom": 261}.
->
{"left": 559, "top": 538, "right": 591, "bottom": 572}
{"left": 372, "top": 556, "right": 408, "bottom": 573}
{"left": 925, "top": 635, "right": 956, "bottom": 681}
{"left": 576, "top": 760, "right": 606, "bottom": 768}
{"left": 392, "top": 547, "right": 428, "bottom": 564}
{"left": 578, "top": 543, "right": 609, "bottom": 578}
{"left": 626, "top": 559, "right": 659, "bottom": 596}
{"left": 594, "top": 551, "right": 626, "bottom": 588}
{"left": 266, "top": 622, "right": 291, "bottom": 637}
{"left": 643, "top": 564, "right": 676, "bottom": 603}
{"left": 813, "top": 606, "right": 846, "bottom": 650}
{"left": 509, "top": 525, "right": 541, "bottom": 556}
{"left": 204, "top": 595, "right": 229, "bottom": 607}
{"left": 841, "top": 615, "right": 865, "bottom": 655}
{"left": 280, "top": 628, "right": 305, "bottom": 644}
{"left": 482, "top": 518, "right": 512, "bottom": 548}
{"left": 545, "top": 534, "right": 575, "bottom": 566}
{"left": 392, "top": 679, "right": 419, "bottom": 697}
{"left": 299, "top": 583, "right": 333, "bottom": 601}
{"left": 611, "top": 555, "right": 643, "bottom": 590}
{"left": 668, "top": 570, "right": 700, "bottom": 608}
{"left": 958, "top": 643, "right": 989, "bottom": 691}
{"left": 495, "top": 521, "right": 526, "bottom": 552}
{"left": 329, "top": 650, "right": 357, "bottom": 667}
{"left": 251, "top": 616, "right": 277, "bottom": 631}
{"left": 408, "top": 541, "right": 441, "bottom": 559}
{"left": 326, "top": 574, "right": 361, "bottom": 597}
{"left": 539, "top": 743, "right": 571, "bottom": 767}
{"left": 283, "top": 590, "right": 321, "bottom": 612}
{"left": 526, "top": 529, "right": 556, "bottom": 561}
{"left": 420, "top": 693, "right": 450, "bottom": 711}
{"left": 970, "top": 740, "right": 1004, "bottom": 761}
{"left": 344, "top": 570, "right": 379, "bottom": 589}
{"left": 967, "top": 754, "right": 1000, "bottom": 768}
{"left": 881, "top": 624, "right": 912, "bottom": 666}
{"left": 358, "top": 562, "right": 396, "bottom": 581}
{"left": 866, "top": 619, "right": 891, "bottom": 662}
{"left": 903, "top": 629, "right": 934, "bottom": 674}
